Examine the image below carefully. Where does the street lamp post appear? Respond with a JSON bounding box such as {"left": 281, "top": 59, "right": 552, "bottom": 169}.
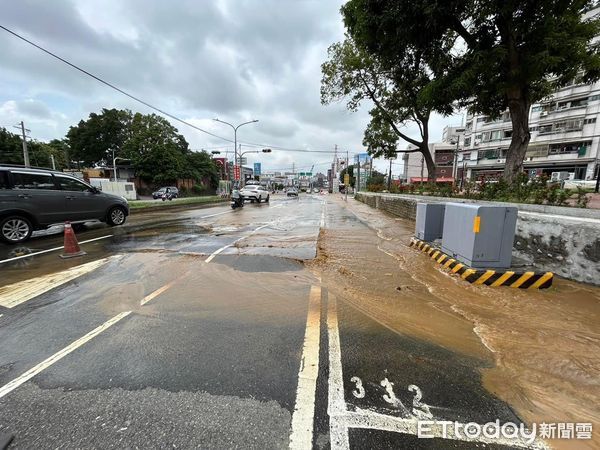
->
{"left": 113, "top": 156, "right": 128, "bottom": 181}
{"left": 213, "top": 118, "right": 258, "bottom": 187}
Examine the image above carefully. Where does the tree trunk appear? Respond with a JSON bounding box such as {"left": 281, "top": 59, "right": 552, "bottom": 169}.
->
{"left": 422, "top": 145, "right": 436, "bottom": 182}
{"left": 504, "top": 94, "right": 531, "bottom": 183}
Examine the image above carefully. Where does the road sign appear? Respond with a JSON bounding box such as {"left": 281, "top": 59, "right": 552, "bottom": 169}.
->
{"left": 254, "top": 162, "right": 261, "bottom": 176}
{"left": 234, "top": 165, "right": 241, "bottom": 181}
{"left": 240, "top": 157, "right": 247, "bottom": 165}
{"left": 344, "top": 173, "right": 350, "bottom": 185}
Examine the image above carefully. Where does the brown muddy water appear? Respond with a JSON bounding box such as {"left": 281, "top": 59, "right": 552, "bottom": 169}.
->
{"left": 310, "top": 197, "right": 600, "bottom": 449}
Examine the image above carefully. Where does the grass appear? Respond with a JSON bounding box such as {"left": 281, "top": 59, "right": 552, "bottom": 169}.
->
{"left": 129, "top": 195, "right": 226, "bottom": 210}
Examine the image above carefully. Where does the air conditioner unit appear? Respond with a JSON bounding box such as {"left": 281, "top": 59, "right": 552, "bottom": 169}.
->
{"left": 540, "top": 111, "right": 548, "bottom": 117}
{"left": 474, "top": 140, "right": 481, "bottom": 146}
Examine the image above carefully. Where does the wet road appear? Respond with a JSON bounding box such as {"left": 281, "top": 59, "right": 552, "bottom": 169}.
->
{"left": 0, "top": 194, "right": 594, "bottom": 448}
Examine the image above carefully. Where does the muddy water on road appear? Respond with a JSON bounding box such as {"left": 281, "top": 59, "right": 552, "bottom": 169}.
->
{"left": 311, "top": 197, "right": 600, "bottom": 449}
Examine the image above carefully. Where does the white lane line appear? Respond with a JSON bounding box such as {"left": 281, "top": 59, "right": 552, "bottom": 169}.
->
{"left": 289, "top": 285, "right": 322, "bottom": 450}
{"left": 0, "top": 256, "right": 117, "bottom": 308}
{"left": 199, "top": 210, "right": 233, "bottom": 219}
{"left": 0, "top": 234, "right": 113, "bottom": 265}
{"left": 205, "top": 223, "right": 269, "bottom": 263}
{"left": 326, "top": 297, "right": 547, "bottom": 449}
{"left": 327, "top": 294, "right": 350, "bottom": 449}
{"left": 140, "top": 271, "right": 190, "bottom": 306}
{"left": 0, "top": 311, "right": 131, "bottom": 399}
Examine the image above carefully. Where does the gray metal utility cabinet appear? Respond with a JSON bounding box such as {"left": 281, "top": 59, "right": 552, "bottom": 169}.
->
{"left": 441, "top": 203, "right": 517, "bottom": 269}
{"left": 415, "top": 203, "right": 446, "bottom": 242}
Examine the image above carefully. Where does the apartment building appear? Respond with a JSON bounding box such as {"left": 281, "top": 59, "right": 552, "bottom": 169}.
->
{"left": 403, "top": 126, "right": 465, "bottom": 183}
{"left": 460, "top": 79, "right": 600, "bottom": 182}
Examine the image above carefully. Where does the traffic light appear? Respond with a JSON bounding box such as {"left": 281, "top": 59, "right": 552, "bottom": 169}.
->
{"left": 262, "top": 148, "right": 272, "bottom": 153}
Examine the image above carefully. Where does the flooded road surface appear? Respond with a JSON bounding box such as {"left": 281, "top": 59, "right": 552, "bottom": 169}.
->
{"left": 0, "top": 194, "right": 598, "bottom": 448}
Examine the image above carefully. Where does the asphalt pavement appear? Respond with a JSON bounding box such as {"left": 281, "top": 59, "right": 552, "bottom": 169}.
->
{"left": 0, "top": 194, "right": 548, "bottom": 449}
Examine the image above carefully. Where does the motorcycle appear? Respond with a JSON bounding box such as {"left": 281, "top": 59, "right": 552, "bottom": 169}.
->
{"left": 161, "top": 191, "right": 175, "bottom": 201}
{"left": 231, "top": 195, "right": 244, "bottom": 209}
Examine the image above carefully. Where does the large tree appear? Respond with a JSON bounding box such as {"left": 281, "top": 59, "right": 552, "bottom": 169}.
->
{"left": 321, "top": 36, "right": 454, "bottom": 180}
{"left": 66, "top": 108, "right": 132, "bottom": 166}
{"left": 342, "top": 0, "right": 600, "bottom": 182}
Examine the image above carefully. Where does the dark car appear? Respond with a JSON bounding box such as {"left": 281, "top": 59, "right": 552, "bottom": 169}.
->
{"left": 152, "top": 186, "right": 179, "bottom": 199}
{"left": 0, "top": 165, "right": 129, "bottom": 243}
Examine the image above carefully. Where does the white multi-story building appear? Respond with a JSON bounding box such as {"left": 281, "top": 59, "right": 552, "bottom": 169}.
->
{"left": 460, "top": 80, "right": 600, "bottom": 182}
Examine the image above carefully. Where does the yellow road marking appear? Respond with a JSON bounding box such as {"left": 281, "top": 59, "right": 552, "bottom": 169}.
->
{"left": 510, "top": 272, "right": 535, "bottom": 288}
{"left": 473, "top": 270, "right": 496, "bottom": 285}
{"left": 529, "top": 272, "right": 554, "bottom": 289}
{"left": 491, "top": 271, "right": 515, "bottom": 287}
{"left": 0, "top": 257, "right": 115, "bottom": 308}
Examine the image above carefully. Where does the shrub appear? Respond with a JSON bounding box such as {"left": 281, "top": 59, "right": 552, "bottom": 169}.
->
{"left": 575, "top": 186, "right": 590, "bottom": 208}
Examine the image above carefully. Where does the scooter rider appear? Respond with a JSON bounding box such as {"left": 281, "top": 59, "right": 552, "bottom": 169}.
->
{"left": 231, "top": 184, "right": 244, "bottom": 208}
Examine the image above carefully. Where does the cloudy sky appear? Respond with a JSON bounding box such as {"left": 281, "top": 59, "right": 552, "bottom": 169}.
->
{"left": 1, "top": 0, "right": 461, "bottom": 176}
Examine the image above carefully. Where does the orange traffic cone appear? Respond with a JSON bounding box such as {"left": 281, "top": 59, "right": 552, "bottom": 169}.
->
{"left": 60, "top": 222, "right": 87, "bottom": 259}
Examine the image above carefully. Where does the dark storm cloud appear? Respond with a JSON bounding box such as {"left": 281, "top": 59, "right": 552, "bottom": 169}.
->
{"left": 0, "top": 0, "right": 459, "bottom": 173}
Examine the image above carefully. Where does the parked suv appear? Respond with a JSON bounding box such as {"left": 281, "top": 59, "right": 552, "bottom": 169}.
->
{"left": 152, "top": 186, "right": 179, "bottom": 199}
{"left": 0, "top": 165, "right": 130, "bottom": 243}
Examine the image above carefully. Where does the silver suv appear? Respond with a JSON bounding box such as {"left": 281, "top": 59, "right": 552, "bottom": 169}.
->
{"left": 0, "top": 165, "right": 129, "bottom": 243}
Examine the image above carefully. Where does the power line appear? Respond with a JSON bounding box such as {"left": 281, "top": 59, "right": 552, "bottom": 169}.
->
{"left": 0, "top": 24, "right": 234, "bottom": 144}
{"left": 0, "top": 24, "right": 352, "bottom": 156}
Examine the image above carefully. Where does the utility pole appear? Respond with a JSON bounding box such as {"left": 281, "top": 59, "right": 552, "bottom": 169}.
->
{"left": 345, "top": 149, "right": 349, "bottom": 201}
{"left": 14, "top": 121, "right": 30, "bottom": 167}
{"left": 357, "top": 155, "right": 361, "bottom": 193}
{"left": 50, "top": 154, "right": 56, "bottom": 170}
{"left": 387, "top": 157, "right": 392, "bottom": 191}
{"left": 420, "top": 156, "right": 424, "bottom": 187}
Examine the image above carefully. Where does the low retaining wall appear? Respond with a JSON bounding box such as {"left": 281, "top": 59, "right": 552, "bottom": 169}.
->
{"left": 356, "top": 192, "right": 600, "bottom": 286}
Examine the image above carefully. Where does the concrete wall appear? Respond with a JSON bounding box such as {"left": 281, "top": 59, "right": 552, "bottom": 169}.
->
{"left": 356, "top": 192, "right": 600, "bottom": 285}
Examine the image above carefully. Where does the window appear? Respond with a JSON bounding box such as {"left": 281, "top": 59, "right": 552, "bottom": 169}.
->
{"left": 570, "top": 97, "right": 588, "bottom": 108}
{"left": 463, "top": 137, "right": 471, "bottom": 146}
{"left": 57, "top": 176, "right": 91, "bottom": 192}
{"left": 549, "top": 141, "right": 591, "bottom": 155}
{"left": 0, "top": 171, "right": 8, "bottom": 189}
{"left": 531, "top": 106, "right": 543, "bottom": 112}
{"left": 584, "top": 118, "right": 596, "bottom": 124}
{"left": 589, "top": 94, "right": 600, "bottom": 102}
{"left": 12, "top": 172, "right": 56, "bottom": 190}
{"left": 477, "top": 117, "right": 486, "bottom": 123}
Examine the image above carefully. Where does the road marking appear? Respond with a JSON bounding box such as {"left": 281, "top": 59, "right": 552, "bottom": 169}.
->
{"left": 0, "top": 234, "right": 113, "bottom": 265}
{"left": 140, "top": 271, "right": 190, "bottom": 306}
{"left": 0, "top": 311, "right": 131, "bottom": 399}
{"left": 199, "top": 210, "right": 233, "bottom": 219}
{"left": 289, "top": 285, "right": 322, "bottom": 449}
{"left": 0, "top": 256, "right": 116, "bottom": 308}
{"left": 205, "top": 223, "right": 269, "bottom": 263}
{"left": 327, "top": 294, "right": 350, "bottom": 449}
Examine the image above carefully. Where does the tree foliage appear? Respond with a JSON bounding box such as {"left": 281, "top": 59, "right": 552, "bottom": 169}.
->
{"left": 341, "top": 0, "right": 600, "bottom": 181}
{"left": 321, "top": 33, "right": 453, "bottom": 180}
{"left": 0, "top": 128, "right": 69, "bottom": 170}
{"left": 66, "top": 109, "right": 219, "bottom": 188}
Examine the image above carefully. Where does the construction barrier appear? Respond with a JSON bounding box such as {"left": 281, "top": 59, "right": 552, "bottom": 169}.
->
{"left": 409, "top": 238, "right": 553, "bottom": 289}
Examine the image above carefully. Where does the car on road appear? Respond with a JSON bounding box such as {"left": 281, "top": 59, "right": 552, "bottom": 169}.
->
{"left": 287, "top": 188, "right": 299, "bottom": 197}
{"left": 152, "top": 186, "right": 179, "bottom": 199}
{"left": 240, "top": 184, "right": 270, "bottom": 203}
{"left": 0, "top": 165, "right": 130, "bottom": 244}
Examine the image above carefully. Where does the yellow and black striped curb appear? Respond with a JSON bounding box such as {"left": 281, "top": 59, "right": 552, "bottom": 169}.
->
{"left": 409, "top": 238, "right": 554, "bottom": 289}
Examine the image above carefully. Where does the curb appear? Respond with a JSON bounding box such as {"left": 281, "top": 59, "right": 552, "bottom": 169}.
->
{"left": 409, "top": 238, "right": 554, "bottom": 289}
